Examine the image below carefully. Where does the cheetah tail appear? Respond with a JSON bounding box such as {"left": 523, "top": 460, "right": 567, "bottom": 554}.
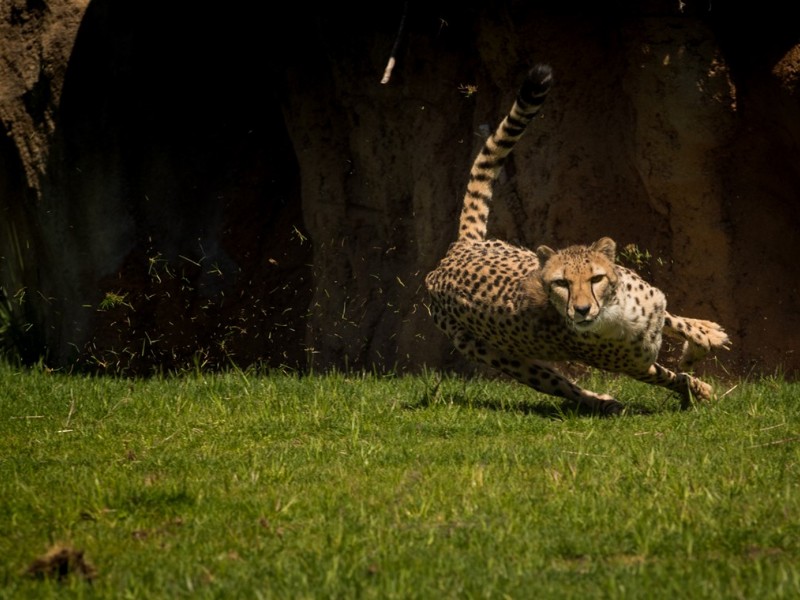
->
{"left": 458, "top": 64, "right": 553, "bottom": 242}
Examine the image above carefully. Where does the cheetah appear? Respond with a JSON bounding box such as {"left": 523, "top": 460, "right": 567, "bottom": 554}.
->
{"left": 424, "top": 64, "right": 729, "bottom": 414}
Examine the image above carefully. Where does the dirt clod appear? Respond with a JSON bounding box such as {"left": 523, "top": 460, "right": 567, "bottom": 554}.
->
{"left": 25, "top": 543, "right": 96, "bottom": 582}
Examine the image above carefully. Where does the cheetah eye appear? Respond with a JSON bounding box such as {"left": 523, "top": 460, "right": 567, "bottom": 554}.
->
{"left": 590, "top": 274, "right": 605, "bottom": 284}
{"left": 551, "top": 279, "right": 569, "bottom": 289}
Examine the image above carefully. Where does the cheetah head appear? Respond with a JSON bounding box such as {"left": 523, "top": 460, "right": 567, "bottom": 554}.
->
{"left": 535, "top": 237, "right": 619, "bottom": 330}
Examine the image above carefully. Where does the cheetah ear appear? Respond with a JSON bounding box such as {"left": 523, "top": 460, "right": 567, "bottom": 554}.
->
{"left": 536, "top": 245, "right": 555, "bottom": 264}
{"left": 591, "top": 237, "right": 616, "bottom": 262}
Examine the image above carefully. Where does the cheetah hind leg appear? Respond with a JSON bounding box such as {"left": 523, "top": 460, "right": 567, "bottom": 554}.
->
{"left": 626, "top": 362, "right": 714, "bottom": 410}
{"left": 448, "top": 327, "right": 623, "bottom": 415}
{"left": 663, "top": 312, "right": 730, "bottom": 371}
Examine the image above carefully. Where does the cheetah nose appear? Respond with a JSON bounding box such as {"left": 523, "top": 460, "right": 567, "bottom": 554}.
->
{"left": 573, "top": 304, "right": 591, "bottom": 318}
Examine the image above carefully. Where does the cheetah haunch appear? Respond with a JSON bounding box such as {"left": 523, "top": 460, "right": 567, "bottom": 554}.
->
{"left": 425, "top": 64, "right": 729, "bottom": 414}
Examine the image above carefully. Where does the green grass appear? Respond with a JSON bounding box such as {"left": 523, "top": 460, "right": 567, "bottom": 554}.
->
{"left": 1, "top": 363, "right": 799, "bottom": 598}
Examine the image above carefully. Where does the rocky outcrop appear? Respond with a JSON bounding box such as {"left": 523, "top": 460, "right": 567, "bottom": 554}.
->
{"left": 1, "top": 1, "right": 799, "bottom": 377}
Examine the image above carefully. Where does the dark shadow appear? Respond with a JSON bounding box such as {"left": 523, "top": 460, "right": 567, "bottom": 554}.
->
{"left": 403, "top": 375, "right": 660, "bottom": 419}
{"left": 43, "top": 0, "right": 313, "bottom": 372}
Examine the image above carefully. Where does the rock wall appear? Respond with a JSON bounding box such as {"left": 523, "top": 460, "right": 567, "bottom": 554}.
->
{"left": 1, "top": 1, "right": 799, "bottom": 377}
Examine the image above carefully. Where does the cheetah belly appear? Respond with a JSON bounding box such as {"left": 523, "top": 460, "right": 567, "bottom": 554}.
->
{"left": 431, "top": 292, "right": 661, "bottom": 371}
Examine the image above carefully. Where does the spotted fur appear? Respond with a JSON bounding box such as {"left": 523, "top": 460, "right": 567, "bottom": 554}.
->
{"left": 425, "top": 64, "right": 729, "bottom": 414}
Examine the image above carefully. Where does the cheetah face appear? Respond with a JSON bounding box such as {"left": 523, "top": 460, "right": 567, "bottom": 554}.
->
{"left": 545, "top": 268, "right": 616, "bottom": 329}
{"left": 536, "top": 237, "right": 619, "bottom": 330}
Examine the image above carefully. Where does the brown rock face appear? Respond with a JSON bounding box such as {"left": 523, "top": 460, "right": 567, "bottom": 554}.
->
{"left": 1, "top": 2, "right": 799, "bottom": 378}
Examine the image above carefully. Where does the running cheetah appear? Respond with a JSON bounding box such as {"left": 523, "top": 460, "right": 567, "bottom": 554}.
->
{"left": 425, "top": 64, "right": 729, "bottom": 414}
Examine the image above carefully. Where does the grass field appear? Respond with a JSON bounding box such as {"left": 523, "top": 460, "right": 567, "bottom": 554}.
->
{"left": 1, "top": 362, "right": 799, "bottom": 598}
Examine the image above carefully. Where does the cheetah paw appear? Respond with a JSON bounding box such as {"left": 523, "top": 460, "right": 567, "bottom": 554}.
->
{"left": 679, "top": 375, "right": 714, "bottom": 409}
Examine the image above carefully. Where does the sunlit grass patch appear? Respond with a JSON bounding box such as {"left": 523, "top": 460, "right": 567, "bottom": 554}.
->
{"left": 1, "top": 364, "right": 798, "bottom": 598}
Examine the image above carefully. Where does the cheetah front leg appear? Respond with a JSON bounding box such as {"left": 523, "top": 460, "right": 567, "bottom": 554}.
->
{"left": 448, "top": 327, "right": 623, "bottom": 415}
{"left": 664, "top": 313, "right": 730, "bottom": 371}
{"left": 627, "top": 363, "right": 714, "bottom": 409}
